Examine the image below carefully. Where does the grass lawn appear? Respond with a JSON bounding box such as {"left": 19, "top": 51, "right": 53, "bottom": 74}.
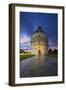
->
{"left": 20, "top": 54, "right": 35, "bottom": 61}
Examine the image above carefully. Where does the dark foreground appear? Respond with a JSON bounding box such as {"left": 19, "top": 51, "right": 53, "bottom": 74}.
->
{"left": 20, "top": 54, "right": 58, "bottom": 77}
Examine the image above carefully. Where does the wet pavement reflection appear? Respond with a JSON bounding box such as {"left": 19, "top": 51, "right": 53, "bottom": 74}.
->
{"left": 20, "top": 55, "right": 57, "bottom": 77}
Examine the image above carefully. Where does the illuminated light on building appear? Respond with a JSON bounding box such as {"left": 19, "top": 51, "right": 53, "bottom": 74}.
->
{"left": 52, "top": 48, "right": 55, "bottom": 51}
{"left": 31, "top": 26, "right": 48, "bottom": 56}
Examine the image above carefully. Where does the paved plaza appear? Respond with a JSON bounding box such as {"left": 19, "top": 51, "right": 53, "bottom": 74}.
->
{"left": 20, "top": 55, "right": 57, "bottom": 78}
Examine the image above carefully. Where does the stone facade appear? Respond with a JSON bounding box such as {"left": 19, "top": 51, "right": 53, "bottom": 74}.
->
{"left": 31, "top": 27, "right": 48, "bottom": 56}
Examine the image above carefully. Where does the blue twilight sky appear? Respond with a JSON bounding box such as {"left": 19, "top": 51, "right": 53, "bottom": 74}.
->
{"left": 20, "top": 12, "right": 58, "bottom": 51}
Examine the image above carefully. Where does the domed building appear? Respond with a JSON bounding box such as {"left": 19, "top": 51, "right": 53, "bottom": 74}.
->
{"left": 31, "top": 26, "right": 48, "bottom": 56}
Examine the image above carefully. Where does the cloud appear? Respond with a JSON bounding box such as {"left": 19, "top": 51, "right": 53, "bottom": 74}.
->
{"left": 20, "top": 35, "right": 31, "bottom": 51}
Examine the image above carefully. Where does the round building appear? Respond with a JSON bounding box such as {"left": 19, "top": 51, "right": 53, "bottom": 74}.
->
{"left": 31, "top": 26, "right": 48, "bottom": 56}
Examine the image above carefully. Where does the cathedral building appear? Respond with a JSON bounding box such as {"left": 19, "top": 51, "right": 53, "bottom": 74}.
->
{"left": 31, "top": 26, "right": 48, "bottom": 56}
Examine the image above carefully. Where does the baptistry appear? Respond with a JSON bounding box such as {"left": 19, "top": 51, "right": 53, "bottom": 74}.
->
{"left": 31, "top": 26, "right": 48, "bottom": 56}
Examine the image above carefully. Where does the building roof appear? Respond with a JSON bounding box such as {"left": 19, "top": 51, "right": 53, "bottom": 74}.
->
{"left": 33, "top": 26, "right": 46, "bottom": 34}
{"left": 31, "top": 26, "right": 48, "bottom": 43}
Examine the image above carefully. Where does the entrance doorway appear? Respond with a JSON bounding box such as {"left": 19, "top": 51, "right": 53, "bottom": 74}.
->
{"left": 38, "top": 49, "right": 41, "bottom": 55}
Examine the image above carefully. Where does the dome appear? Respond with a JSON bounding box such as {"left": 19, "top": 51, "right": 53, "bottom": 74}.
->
{"left": 33, "top": 26, "right": 46, "bottom": 34}
{"left": 31, "top": 26, "right": 48, "bottom": 43}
